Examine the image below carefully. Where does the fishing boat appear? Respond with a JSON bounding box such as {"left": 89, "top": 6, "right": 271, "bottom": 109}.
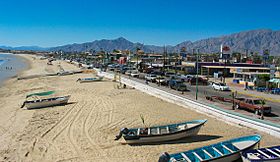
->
{"left": 115, "top": 119, "right": 207, "bottom": 144}
{"left": 158, "top": 134, "right": 261, "bottom": 162}
{"left": 23, "top": 95, "right": 71, "bottom": 109}
{"left": 241, "top": 145, "right": 280, "bottom": 162}
{"left": 77, "top": 76, "right": 104, "bottom": 83}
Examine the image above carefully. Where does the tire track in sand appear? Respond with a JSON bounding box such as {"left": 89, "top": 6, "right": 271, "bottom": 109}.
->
{"left": 65, "top": 102, "right": 87, "bottom": 158}
{"left": 41, "top": 102, "right": 79, "bottom": 138}
{"left": 82, "top": 99, "right": 102, "bottom": 157}
{"left": 39, "top": 102, "right": 85, "bottom": 158}
{"left": 85, "top": 96, "right": 118, "bottom": 159}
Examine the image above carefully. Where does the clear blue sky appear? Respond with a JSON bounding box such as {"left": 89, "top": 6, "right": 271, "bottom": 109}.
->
{"left": 0, "top": 0, "right": 280, "bottom": 47}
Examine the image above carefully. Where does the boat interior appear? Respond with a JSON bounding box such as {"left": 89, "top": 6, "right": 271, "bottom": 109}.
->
{"left": 26, "top": 96, "right": 67, "bottom": 103}
{"left": 169, "top": 135, "right": 261, "bottom": 162}
{"left": 245, "top": 146, "right": 280, "bottom": 160}
{"left": 171, "top": 142, "right": 240, "bottom": 162}
{"left": 128, "top": 122, "right": 200, "bottom": 137}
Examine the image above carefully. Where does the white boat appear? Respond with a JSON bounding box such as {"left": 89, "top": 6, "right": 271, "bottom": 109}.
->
{"left": 115, "top": 119, "right": 207, "bottom": 144}
{"left": 77, "top": 76, "right": 104, "bottom": 83}
{"left": 242, "top": 145, "right": 280, "bottom": 162}
{"left": 158, "top": 134, "right": 261, "bottom": 162}
{"left": 23, "top": 95, "right": 71, "bottom": 109}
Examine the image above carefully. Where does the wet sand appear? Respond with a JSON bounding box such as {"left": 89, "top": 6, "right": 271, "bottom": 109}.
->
{"left": 0, "top": 54, "right": 279, "bottom": 162}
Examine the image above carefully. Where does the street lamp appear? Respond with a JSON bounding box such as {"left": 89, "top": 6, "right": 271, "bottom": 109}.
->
{"left": 195, "top": 49, "right": 199, "bottom": 100}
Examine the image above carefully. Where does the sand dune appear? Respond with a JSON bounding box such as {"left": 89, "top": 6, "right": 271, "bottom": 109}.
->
{"left": 0, "top": 54, "right": 279, "bottom": 162}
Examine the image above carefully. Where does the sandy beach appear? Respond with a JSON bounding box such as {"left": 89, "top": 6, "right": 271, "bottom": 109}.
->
{"left": 0, "top": 54, "right": 279, "bottom": 162}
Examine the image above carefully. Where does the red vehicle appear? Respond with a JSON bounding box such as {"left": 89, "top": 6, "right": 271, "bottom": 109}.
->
{"left": 188, "top": 77, "right": 208, "bottom": 85}
{"left": 234, "top": 98, "right": 271, "bottom": 115}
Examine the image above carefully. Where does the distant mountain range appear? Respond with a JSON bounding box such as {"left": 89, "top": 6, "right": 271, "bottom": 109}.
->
{"left": 1, "top": 29, "right": 280, "bottom": 56}
{"left": 50, "top": 29, "right": 280, "bottom": 56}
{"left": 0, "top": 45, "right": 49, "bottom": 51}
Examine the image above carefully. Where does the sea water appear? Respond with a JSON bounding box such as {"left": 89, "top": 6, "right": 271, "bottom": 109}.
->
{"left": 0, "top": 53, "right": 28, "bottom": 85}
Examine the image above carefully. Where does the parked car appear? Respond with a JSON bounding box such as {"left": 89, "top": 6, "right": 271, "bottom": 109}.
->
{"left": 188, "top": 77, "right": 208, "bottom": 85}
{"left": 130, "top": 70, "right": 140, "bottom": 77}
{"left": 145, "top": 74, "right": 157, "bottom": 82}
{"left": 169, "top": 79, "right": 188, "bottom": 91}
{"left": 234, "top": 98, "right": 271, "bottom": 115}
{"left": 212, "top": 82, "right": 230, "bottom": 91}
{"left": 152, "top": 71, "right": 164, "bottom": 76}
{"left": 155, "top": 76, "right": 167, "bottom": 85}
{"left": 180, "top": 75, "right": 193, "bottom": 82}
{"left": 164, "top": 72, "right": 176, "bottom": 77}
{"left": 120, "top": 65, "right": 128, "bottom": 74}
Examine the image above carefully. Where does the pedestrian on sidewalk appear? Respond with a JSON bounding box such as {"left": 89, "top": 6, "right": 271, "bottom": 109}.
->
{"left": 244, "top": 82, "right": 248, "bottom": 90}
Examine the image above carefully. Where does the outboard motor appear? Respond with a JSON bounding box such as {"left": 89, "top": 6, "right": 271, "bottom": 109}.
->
{"left": 115, "top": 128, "right": 129, "bottom": 140}
{"left": 158, "top": 152, "right": 170, "bottom": 162}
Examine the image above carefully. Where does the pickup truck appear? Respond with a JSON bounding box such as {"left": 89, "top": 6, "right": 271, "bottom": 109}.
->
{"left": 234, "top": 98, "right": 271, "bottom": 115}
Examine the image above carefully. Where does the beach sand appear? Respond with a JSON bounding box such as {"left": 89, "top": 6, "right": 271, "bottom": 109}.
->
{"left": 0, "top": 54, "right": 279, "bottom": 162}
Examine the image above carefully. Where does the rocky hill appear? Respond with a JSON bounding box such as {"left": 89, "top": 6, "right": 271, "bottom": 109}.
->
{"left": 3, "top": 29, "right": 280, "bottom": 56}
{"left": 175, "top": 29, "right": 280, "bottom": 55}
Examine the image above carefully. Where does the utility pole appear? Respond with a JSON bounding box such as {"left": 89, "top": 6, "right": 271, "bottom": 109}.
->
{"left": 163, "top": 45, "right": 166, "bottom": 73}
{"left": 136, "top": 47, "right": 139, "bottom": 70}
{"left": 175, "top": 50, "right": 178, "bottom": 74}
{"left": 195, "top": 49, "right": 199, "bottom": 100}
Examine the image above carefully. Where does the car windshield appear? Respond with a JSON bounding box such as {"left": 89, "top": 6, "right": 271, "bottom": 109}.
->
{"left": 254, "top": 100, "right": 265, "bottom": 105}
{"left": 220, "top": 83, "right": 226, "bottom": 86}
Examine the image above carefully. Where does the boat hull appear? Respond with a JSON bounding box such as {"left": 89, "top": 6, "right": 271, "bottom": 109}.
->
{"left": 78, "top": 77, "right": 103, "bottom": 83}
{"left": 79, "top": 79, "right": 102, "bottom": 83}
{"left": 124, "top": 123, "right": 203, "bottom": 144}
{"left": 25, "top": 95, "right": 70, "bottom": 109}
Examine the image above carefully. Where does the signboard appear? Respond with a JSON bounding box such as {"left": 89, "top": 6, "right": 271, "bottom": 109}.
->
{"left": 222, "top": 46, "right": 230, "bottom": 52}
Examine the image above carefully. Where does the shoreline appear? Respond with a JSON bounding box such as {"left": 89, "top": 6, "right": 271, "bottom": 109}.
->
{"left": 0, "top": 53, "right": 31, "bottom": 88}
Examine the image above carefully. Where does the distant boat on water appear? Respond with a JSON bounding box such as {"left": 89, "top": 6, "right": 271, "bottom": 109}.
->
{"left": 115, "top": 119, "right": 207, "bottom": 144}
{"left": 158, "top": 134, "right": 261, "bottom": 162}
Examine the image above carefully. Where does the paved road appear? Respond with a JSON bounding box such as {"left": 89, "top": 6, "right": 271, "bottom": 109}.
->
{"left": 120, "top": 74, "right": 280, "bottom": 122}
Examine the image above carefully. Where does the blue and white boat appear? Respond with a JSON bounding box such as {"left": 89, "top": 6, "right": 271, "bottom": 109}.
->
{"left": 115, "top": 119, "right": 207, "bottom": 144}
{"left": 158, "top": 134, "right": 261, "bottom": 162}
{"left": 241, "top": 145, "right": 280, "bottom": 162}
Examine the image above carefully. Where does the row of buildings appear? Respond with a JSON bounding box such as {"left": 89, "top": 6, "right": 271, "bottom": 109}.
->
{"left": 52, "top": 46, "right": 280, "bottom": 88}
